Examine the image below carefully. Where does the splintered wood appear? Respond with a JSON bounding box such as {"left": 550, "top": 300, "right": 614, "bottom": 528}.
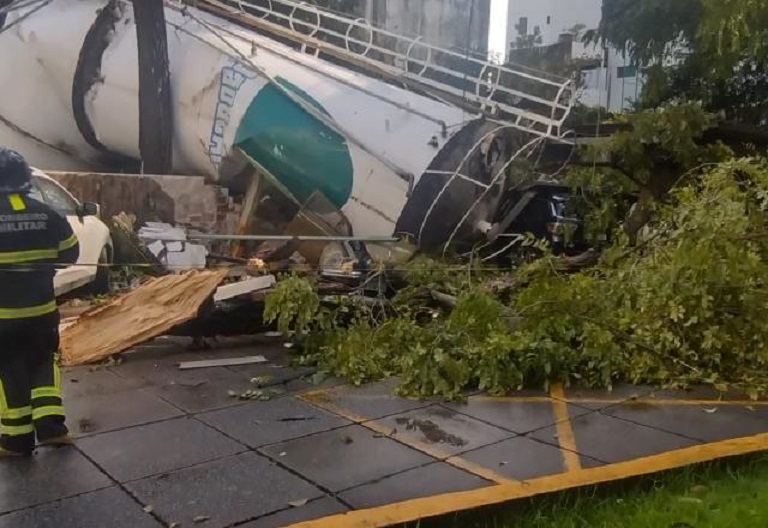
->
{"left": 60, "top": 269, "right": 228, "bottom": 366}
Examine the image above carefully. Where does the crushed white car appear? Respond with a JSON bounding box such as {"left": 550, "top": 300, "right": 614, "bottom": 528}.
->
{"left": 28, "top": 169, "right": 113, "bottom": 296}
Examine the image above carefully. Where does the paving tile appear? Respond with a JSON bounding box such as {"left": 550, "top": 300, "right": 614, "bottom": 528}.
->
{"left": 304, "top": 379, "right": 431, "bottom": 420}
{"left": 529, "top": 406, "right": 699, "bottom": 467}
{"left": 149, "top": 373, "right": 259, "bottom": 414}
{"left": 459, "top": 436, "right": 567, "bottom": 480}
{"left": 377, "top": 405, "right": 513, "bottom": 456}
{"left": 199, "top": 397, "right": 350, "bottom": 448}
{"left": 222, "top": 360, "right": 316, "bottom": 388}
{"left": 77, "top": 417, "right": 244, "bottom": 482}
{"left": 444, "top": 400, "right": 560, "bottom": 435}
{"left": 62, "top": 367, "right": 148, "bottom": 400}
{"left": 65, "top": 388, "right": 184, "bottom": 437}
{"left": 239, "top": 497, "right": 348, "bottom": 528}
{"left": 0, "top": 487, "right": 161, "bottom": 528}
{"left": 109, "top": 352, "right": 231, "bottom": 386}
{"left": 260, "top": 425, "right": 435, "bottom": 492}
{"left": 602, "top": 403, "right": 768, "bottom": 443}
{"left": 339, "top": 462, "right": 491, "bottom": 509}
{"left": 127, "top": 452, "right": 324, "bottom": 528}
{"left": 0, "top": 448, "right": 111, "bottom": 514}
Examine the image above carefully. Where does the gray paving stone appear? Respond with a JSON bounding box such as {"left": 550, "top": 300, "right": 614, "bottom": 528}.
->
{"left": 109, "top": 352, "right": 231, "bottom": 386}
{"left": 260, "top": 425, "right": 435, "bottom": 492}
{"left": 444, "top": 400, "right": 560, "bottom": 435}
{"left": 199, "top": 397, "right": 350, "bottom": 448}
{"left": 127, "top": 452, "right": 324, "bottom": 528}
{"left": 529, "top": 407, "right": 699, "bottom": 466}
{"left": 0, "top": 448, "right": 111, "bottom": 514}
{"left": 65, "top": 388, "right": 184, "bottom": 437}
{"left": 62, "top": 367, "right": 148, "bottom": 400}
{"left": 224, "top": 362, "right": 316, "bottom": 386}
{"left": 0, "top": 487, "right": 161, "bottom": 528}
{"left": 149, "top": 373, "right": 258, "bottom": 414}
{"left": 602, "top": 403, "right": 768, "bottom": 443}
{"left": 239, "top": 497, "right": 348, "bottom": 528}
{"left": 377, "top": 405, "right": 513, "bottom": 456}
{"left": 459, "top": 436, "right": 566, "bottom": 480}
{"left": 77, "top": 417, "right": 244, "bottom": 482}
{"left": 307, "top": 379, "right": 431, "bottom": 420}
{"left": 339, "top": 462, "right": 491, "bottom": 509}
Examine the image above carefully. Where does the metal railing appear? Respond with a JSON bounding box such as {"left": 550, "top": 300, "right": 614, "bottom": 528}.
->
{"left": 191, "top": 0, "right": 576, "bottom": 138}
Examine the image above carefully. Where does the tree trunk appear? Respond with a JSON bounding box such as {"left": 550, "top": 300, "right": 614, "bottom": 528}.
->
{"left": 132, "top": 0, "right": 173, "bottom": 174}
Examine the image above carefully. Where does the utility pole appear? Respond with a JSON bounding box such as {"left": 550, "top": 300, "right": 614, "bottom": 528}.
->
{"left": 131, "top": 0, "right": 173, "bottom": 174}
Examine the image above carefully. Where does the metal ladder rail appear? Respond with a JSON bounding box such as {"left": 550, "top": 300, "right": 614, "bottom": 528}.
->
{"left": 191, "top": 0, "right": 576, "bottom": 138}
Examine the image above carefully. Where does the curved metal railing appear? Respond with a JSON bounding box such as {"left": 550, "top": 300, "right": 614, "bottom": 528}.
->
{"left": 190, "top": 0, "right": 576, "bottom": 138}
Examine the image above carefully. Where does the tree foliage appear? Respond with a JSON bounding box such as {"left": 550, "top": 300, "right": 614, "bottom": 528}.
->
{"left": 265, "top": 159, "right": 768, "bottom": 400}
{"left": 568, "top": 102, "right": 732, "bottom": 243}
{"left": 591, "top": 0, "right": 768, "bottom": 124}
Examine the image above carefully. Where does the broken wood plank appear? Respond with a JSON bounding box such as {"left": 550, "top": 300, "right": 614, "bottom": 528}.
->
{"left": 178, "top": 356, "right": 268, "bottom": 370}
{"left": 60, "top": 269, "right": 228, "bottom": 366}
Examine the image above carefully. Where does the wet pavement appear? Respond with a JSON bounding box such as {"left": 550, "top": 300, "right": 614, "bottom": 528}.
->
{"left": 1, "top": 336, "right": 766, "bottom": 528}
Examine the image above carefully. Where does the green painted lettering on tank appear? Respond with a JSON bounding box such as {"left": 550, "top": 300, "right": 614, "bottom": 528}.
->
{"left": 234, "top": 76, "right": 354, "bottom": 208}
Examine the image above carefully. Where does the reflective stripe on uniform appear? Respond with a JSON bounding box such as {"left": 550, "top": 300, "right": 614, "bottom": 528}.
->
{"left": 0, "top": 378, "right": 6, "bottom": 413}
{"left": 0, "top": 248, "right": 58, "bottom": 264}
{"left": 54, "top": 363, "right": 61, "bottom": 391}
{"left": 32, "top": 387, "right": 61, "bottom": 399}
{"left": 32, "top": 406, "right": 65, "bottom": 421}
{"left": 3, "top": 406, "right": 32, "bottom": 420}
{"left": 1, "top": 423, "right": 34, "bottom": 436}
{"left": 0, "top": 301, "right": 57, "bottom": 319}
{"left": 59, "top": 234, "right": 78, "bottom": 251}
{"left": 8, "top": 194, "right": 25, "bottom": 211}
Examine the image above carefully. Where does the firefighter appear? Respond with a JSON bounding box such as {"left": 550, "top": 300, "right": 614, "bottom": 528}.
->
{"left": 0, "top": 148, "right": 79, "bottom": 457}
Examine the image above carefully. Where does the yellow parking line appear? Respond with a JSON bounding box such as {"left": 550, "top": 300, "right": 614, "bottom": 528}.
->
{"left": 550, "top": 383, "right": 582, "bottom": 472}
{"left": 570, "top": 398, "right": 768, "bottom": 407}
{"left": 299, "top": 387, "right": 768, "bottom": 407}
{"left": 285, "top": 432, "right": 768, "bottom": 528}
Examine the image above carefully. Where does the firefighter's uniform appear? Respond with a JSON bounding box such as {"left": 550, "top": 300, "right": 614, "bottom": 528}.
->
{"left": 0, "top": 150, "right": 79, "bottom": 456}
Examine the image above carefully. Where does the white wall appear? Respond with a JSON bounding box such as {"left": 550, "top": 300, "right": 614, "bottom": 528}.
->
{"left": 505, "top": 0, "right": 642, "bottom": 112}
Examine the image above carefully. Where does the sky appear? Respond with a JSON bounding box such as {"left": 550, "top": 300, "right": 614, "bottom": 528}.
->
{"left": 487, "top": 0, "right": 510, "bottom": 62}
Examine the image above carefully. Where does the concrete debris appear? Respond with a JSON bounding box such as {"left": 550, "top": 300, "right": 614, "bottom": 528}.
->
{"left": 60, "top": 269, "right": 228, "bottom": 366}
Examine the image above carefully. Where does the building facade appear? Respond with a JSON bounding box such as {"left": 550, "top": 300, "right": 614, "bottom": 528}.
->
{"left": 505, "top": 0, "right": 642, "bottom": 112}
{"left": 365, "top": 0, "right": 492, "bottom": 57}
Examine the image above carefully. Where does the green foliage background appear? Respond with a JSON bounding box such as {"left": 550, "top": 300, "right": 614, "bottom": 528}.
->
{"left": 265, "top": 158, "right": 768, "bottom": 400}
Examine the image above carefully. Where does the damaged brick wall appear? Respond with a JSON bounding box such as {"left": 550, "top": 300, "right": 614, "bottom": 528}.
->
{"left": 47, "top": 172, "right": 241, "bottom": 233}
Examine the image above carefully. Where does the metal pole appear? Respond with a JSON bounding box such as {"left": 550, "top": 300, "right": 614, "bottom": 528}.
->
{"left": 186, "top": 233, "right": 401, "bottom": 243}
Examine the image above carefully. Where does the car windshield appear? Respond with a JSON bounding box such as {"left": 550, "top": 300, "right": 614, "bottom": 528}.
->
{"left": 30, "top": 176, "right": 79, "bottom": 216}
